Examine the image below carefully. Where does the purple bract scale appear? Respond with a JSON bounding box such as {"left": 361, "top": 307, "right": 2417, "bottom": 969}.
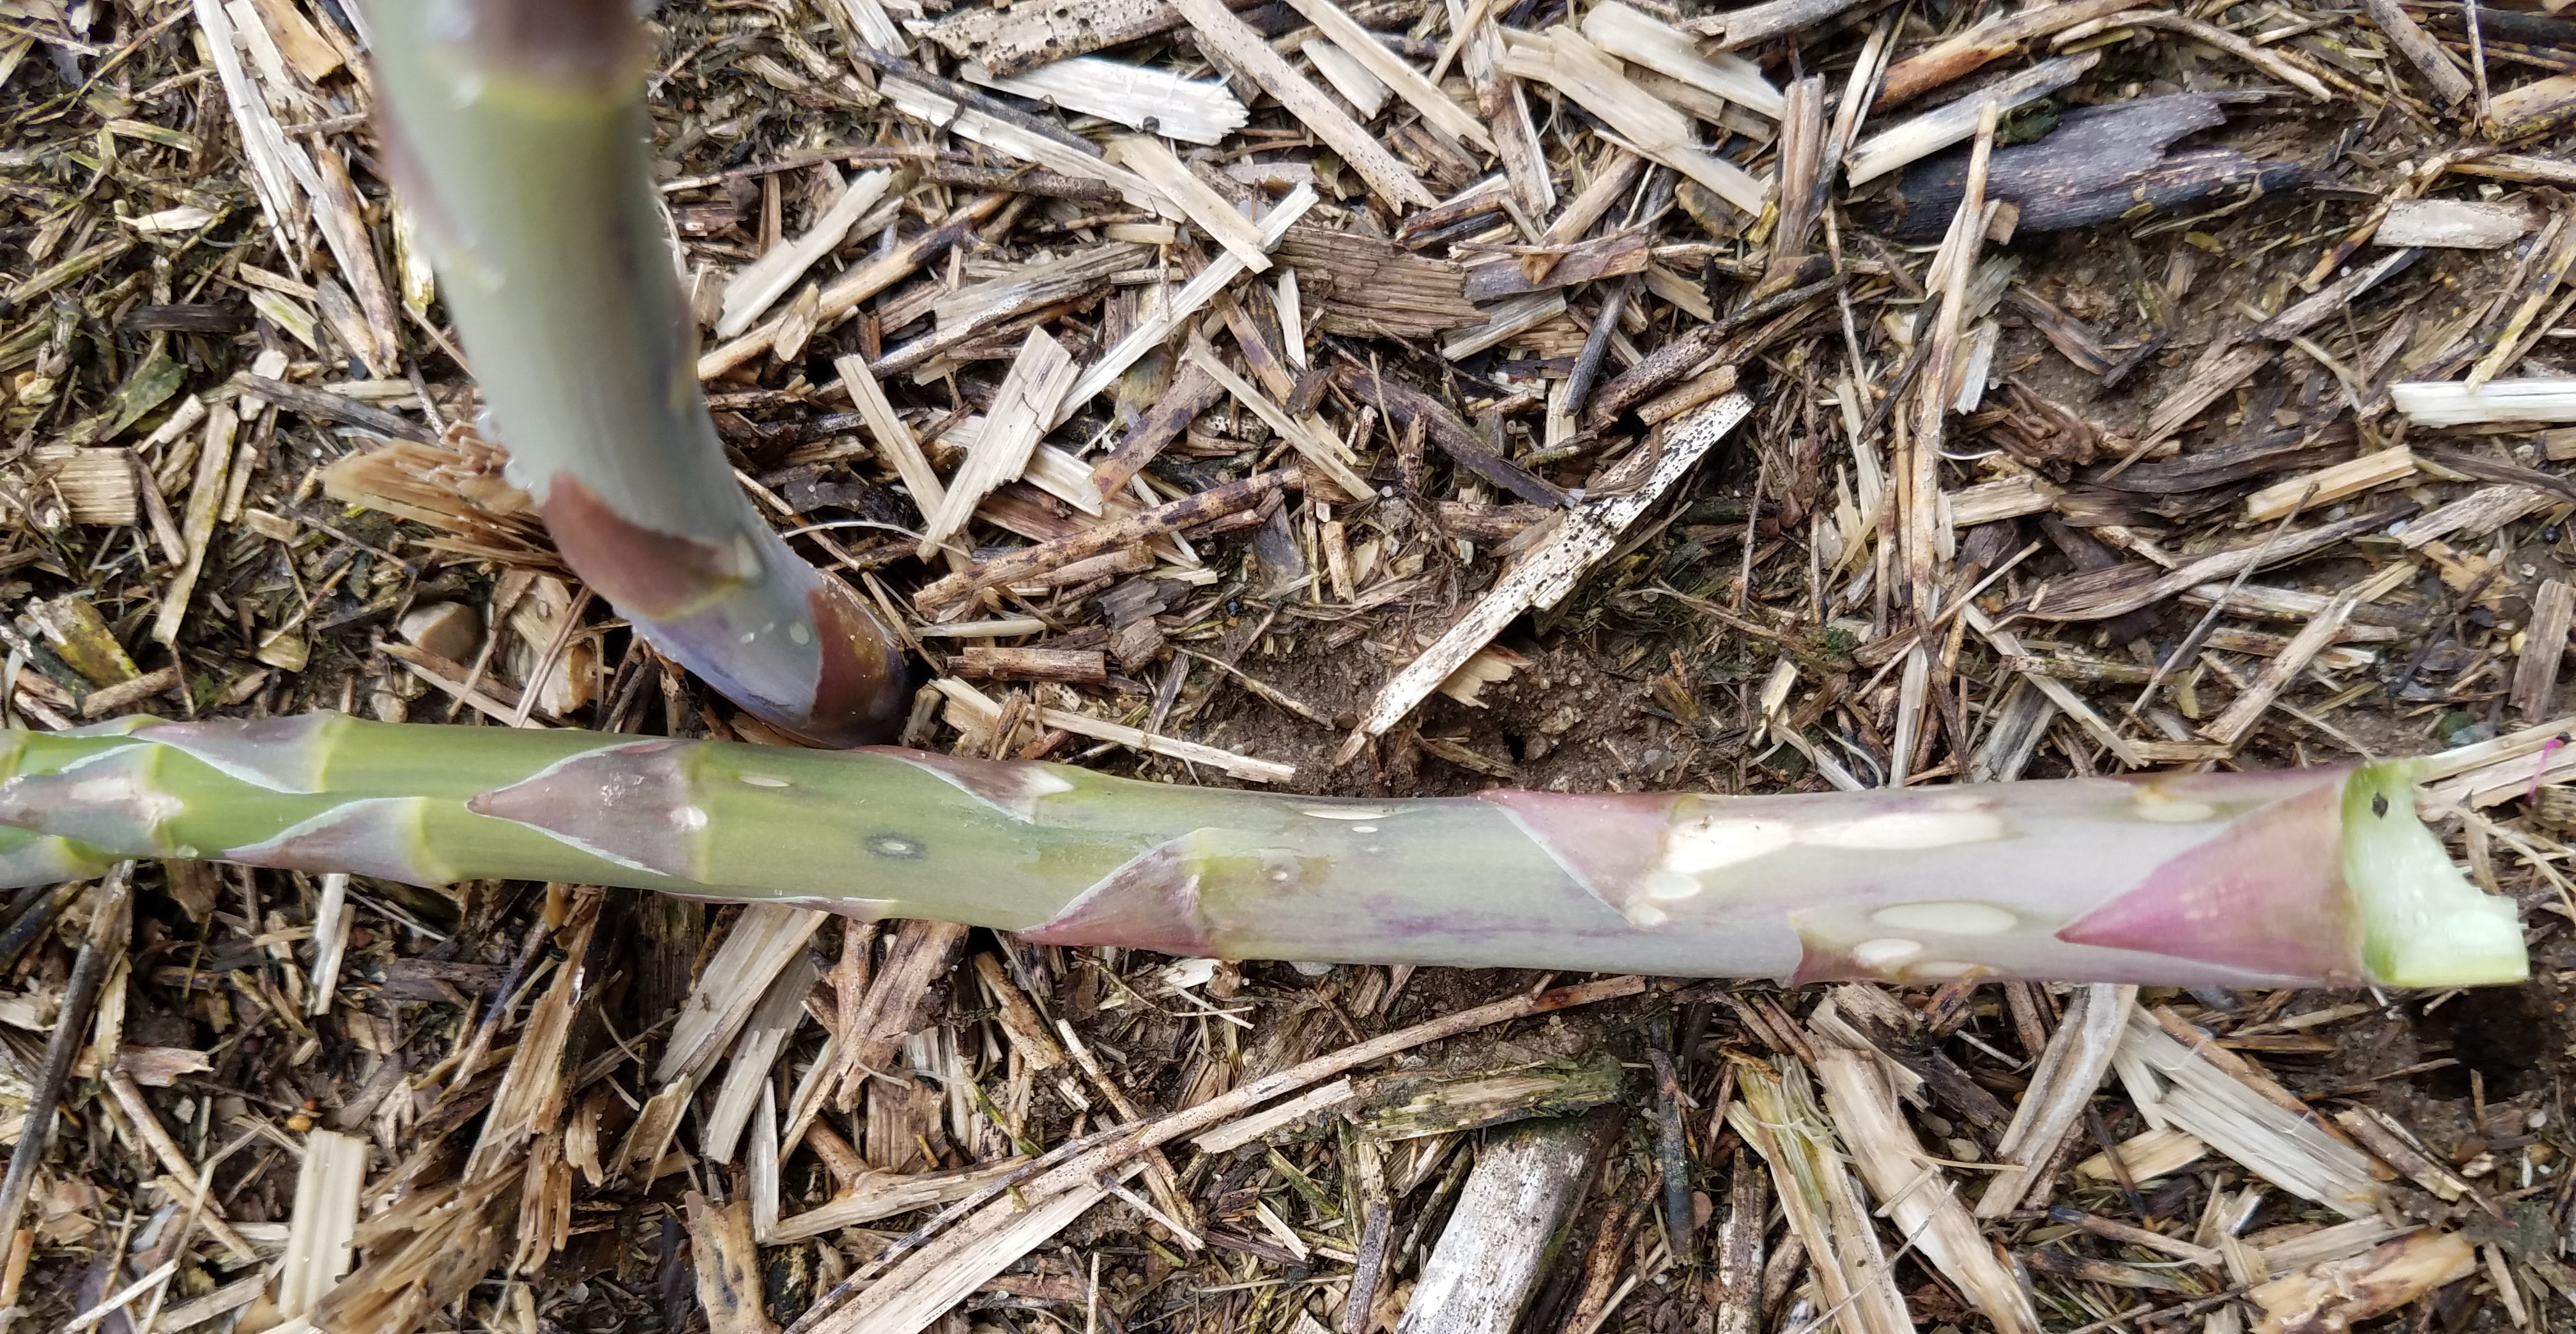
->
{"left": 1022, "top": 838, "right": 1217, "bottom": 955}
{"left": 466, "top": 739, "right": 705, "bottom": 880}
{"left": 2055, "top": 781, "right": 2359, "bottom": 980}
{"left": 226, "top": 797, "right": 456, "bottom": 887}
{"left": 135, "top": 714, "right": 339, "bottom": 793}
{"left": 0, "top": 748, "right": 181, "bottom": 856}
{"left": 1472, "top": 788, "right": 1679, "bottom": 921}
{"left": 878, "top": 748, "right": 1076, "bottom": 822}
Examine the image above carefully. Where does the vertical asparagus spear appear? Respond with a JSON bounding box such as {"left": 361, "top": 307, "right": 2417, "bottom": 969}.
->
{"left": 0, "top": 715, "right": 2528, "bottom": 988}
{"left": 354, "top": 0, "right": 907, "bottom": 744}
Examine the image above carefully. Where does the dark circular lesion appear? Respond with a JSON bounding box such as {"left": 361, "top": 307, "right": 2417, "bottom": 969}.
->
{"left": 866, "top": 833, "right": 926, "bottom": 859}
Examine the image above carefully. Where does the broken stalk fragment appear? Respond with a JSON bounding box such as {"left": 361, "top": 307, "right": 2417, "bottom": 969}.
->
{"left": 353, "top": 0, "right": 907, "bottom": 744}
{"left": 0, "top": 715, "right": 2530, "bottom": 988}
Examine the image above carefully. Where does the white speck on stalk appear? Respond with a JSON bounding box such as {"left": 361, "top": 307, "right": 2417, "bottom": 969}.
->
{"left": 1871, "top": 901, "right": 2017, "bottom": 935}
{"left": 2133, "top": 794, "right": 2218, "bottom": 823}
{"left": 1644, "top": 871, "right": 1701, "bottom": 901}
{"left": 69, "top": 777, "right": 181, "bottom": 824}
{"left": 1661, "top": 817, "right": 1794, "bottom": 873}
{"left": 1804, "top": 808, "right": 2004, "bottom": 850}
{"left": 1853, "top": 938, "right": 1924, "bottom": 967}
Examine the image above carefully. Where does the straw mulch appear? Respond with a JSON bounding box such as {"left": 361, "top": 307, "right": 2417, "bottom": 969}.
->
{"left": 4, "top": 1, "right": 2576, "bottom": 1332}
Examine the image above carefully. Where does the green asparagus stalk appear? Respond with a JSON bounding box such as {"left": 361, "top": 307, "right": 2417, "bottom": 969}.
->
{"left": 0, "top": 715, "right": 2529, "bottom": 987}
{"left": 352, "top": 0, "right": 907, "bottom": 745}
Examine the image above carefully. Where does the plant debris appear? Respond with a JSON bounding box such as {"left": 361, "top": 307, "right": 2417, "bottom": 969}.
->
{"left": 6, "top": 0, "right": 2576, "bottom": 1331}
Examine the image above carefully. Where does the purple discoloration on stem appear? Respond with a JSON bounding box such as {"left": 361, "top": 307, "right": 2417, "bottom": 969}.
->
{"left": 801, "top": 581, "right": 912, "bottom": 747}
{"left": 135, "top": 714, "right": 339, "bottom": 793}
{"left": 468, "top": 738, "right": 705, "bottom": 878}
{"left": 1473, "top": 788, "right": 1678, "bottom": 923}
{"left": 420, "top": 0, "right": 641, "bottom": 88}
{"left": 226, "top": 797, "right": 456, "bottom": 886}
{"left": 537, "top": 477, "right": 910, "bottom": 748}
{"left": 0, "top": 748, "right": 178, "bottom": 856}
{"left": 880, "top": 749, "right": 1075, "bottom": 822}
{"left": 1021, "top": 838, "right": 1217, "bottom": 955}
{"left": 540, "top": 473, "right": 746, "bottom": 620}
{"left": 2055, "top": 781, "right": 2359, "bottom": 981}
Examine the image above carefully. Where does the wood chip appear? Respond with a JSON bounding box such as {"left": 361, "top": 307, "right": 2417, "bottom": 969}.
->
{"left": 1581, "top": 2, "right": 1783, "bottom": 118}
{"left": 2375, "top": 197, "right": 2536, "bottom": 250}
{"left": 1105, "top": 137, "right": 1271, "bottom": 272}
{"left": 1288, "top": 0, "right": 1492, "bottom": 151}
{"left": 25, "top": 447, "right": 138, "bottom": 526}
{"left": 2513, "top": 578, "right": 2574, "bottom": 719}
{"left": 1170, "top": 0, "right": 1434, "bottom": 209}
{"left": 1503, "top": 28, "right": 1768, "bottom": 216}
{"left": 916, "top": 329, "right": 1080, "bottom": 558}
{"left": 718, "top": 170, "right": 896, "bottom": 338}
{"left": 965, "top": 57, "right": 1248, "bottom": 145}
{"left": 1846, "top": 52, "right": 2099, "bottom": 185}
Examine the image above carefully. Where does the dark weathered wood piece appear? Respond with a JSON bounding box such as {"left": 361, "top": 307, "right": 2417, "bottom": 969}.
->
{"left": 1584, "top": 274, "right": 1839, "bottom": 429}
{"left": 1340, "top": 365, "right": 1568, "bottom": 507}
{"left": 122, "top": 303, "right": 254, "bottom": 334}
{"left": 1461, "top": 231, "right": 1650, "bottom": 304}
{"left": 1090, "top": 361, "right": 1228, "bottom": 496}
{"left": 1275, "top": 226, "right": 1483, "bottom": 339}
{"left": 2090, "top": 424, "right": 2356, "bottom": 494}
{"left": 1889, "top": 95, "right": 2307, "bottom": 241}
{"left": 246, "top": 375, "right": 438, "bottom": 443}
{"left": 2513, "top": 578, "right": 2575, "bottom": 719}
{"left": 2361, "top": 0, "right": 2474, "bottom": 105}
{"left": 915, "top": 471, "right": 1294, "bottom": 608}
{"left": 954, "top": 647, "right": 1111, "bottom": 683}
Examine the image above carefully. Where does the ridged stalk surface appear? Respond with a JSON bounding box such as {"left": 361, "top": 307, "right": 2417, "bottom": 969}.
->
{"left": 0, "top": 716, "right": 2528, "bottom": 988}
{"left": 355, "top": 0, "right": 907, "bottom": 744}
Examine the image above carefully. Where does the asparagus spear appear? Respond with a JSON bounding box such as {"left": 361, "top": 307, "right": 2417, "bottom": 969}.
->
{"left": 0, "top": 714, "right": 2527, "bottom": 987}
{"left": 353, "top": 0, "right": 907, "bottom": 745}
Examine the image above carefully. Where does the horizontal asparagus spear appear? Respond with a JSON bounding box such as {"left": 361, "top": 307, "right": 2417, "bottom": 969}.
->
{"left": 0, "top": 715, "right": 2526, "bottom": 988}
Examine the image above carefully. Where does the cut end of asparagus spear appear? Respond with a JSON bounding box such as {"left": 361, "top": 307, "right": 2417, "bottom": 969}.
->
{"left": 2345, "top": 762, "right": 2528, "bottom": 988}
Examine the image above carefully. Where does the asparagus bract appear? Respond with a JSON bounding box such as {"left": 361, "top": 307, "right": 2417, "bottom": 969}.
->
{"left": 354, "top": 0, "right": 907, "bottom": 745}
{"left": 0, "top": 716, "right": 2527, "bottom": 988}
